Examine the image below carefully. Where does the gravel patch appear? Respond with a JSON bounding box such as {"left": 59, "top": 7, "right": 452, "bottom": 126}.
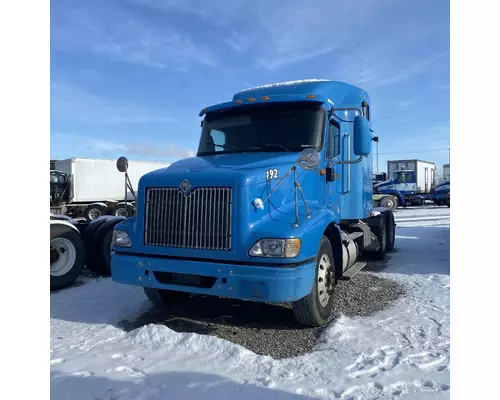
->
{"left": 118, "top": 265, "right": 405, "bottom": 359}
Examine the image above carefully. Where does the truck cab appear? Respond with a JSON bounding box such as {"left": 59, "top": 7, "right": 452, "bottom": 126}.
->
{"left": 111, "top": 79, "right": 396, "bottom": 326}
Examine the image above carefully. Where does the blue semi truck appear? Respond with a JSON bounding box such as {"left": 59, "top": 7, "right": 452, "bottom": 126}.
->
{"left": 373, "top": 169, "right": 450, "bottom": 210}
{"left": 110, "top": 79, "right": 396, "bottom": 327}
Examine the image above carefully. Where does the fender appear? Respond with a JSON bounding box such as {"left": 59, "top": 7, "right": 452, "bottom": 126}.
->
{"left": 376, "top": 188, "right": 406, "bottom": 207}
{"left": 298, "top": 208, "right": 344, "bottom": 279}
{"left": 295, "top": 208, "right": 340, "bottom": 259}
{"left": 115, "top": 201, "right": 135, "bottom": 207}
{"left": 50, "top": 219, "right": 80, "bottom": 234}
{"left": 90, "top": 202, "right": 108, "bottom": 209}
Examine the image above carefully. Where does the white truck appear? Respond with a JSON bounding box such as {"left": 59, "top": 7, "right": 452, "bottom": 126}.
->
{"left": 373, "top": 159, "right": 446, "bottom": 209}
{"left": 50, "top": 157, "right": 171, "bottom": 221}
{"left": 50, "top": 157, "right": 173, "bottom": 290}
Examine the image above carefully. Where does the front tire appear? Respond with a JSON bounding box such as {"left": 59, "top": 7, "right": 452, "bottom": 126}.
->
{"left": 380, "top": 195, "right": 398, "bottom": 211}
{"left": 50, "top": 224, "right": 85, "bottom": 290}
{"left": 292, "top": 236, "right": 335, "bottom": 327}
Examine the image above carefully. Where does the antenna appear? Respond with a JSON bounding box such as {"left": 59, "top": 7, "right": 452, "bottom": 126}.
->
{"left": 356, "top": 4, "right": 366, "bottom": 104}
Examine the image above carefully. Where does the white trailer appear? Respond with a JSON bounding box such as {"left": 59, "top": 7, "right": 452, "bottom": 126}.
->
{"left": 51, "top": 157, "right": 171, "bottom": 220}
{"left": 387, "top": 159, "right": 436, "bottom": 194}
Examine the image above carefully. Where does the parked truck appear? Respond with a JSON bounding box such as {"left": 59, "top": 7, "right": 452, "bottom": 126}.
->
{"left": 50, "top": 157, "right": 171, "bottom": 221}
{"left": 110, "top": 79, "right": 396, "bottom": 327}
{"left": 372, "top": 172, "right": 387, "bottom": 186}
{"left": 373, "top": 159, "right": 449, "bottom": 209}
{"left": 50, "top": 213, "right": 126, "bottom": 290}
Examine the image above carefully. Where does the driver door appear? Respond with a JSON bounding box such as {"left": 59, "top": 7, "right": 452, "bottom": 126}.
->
{"left": 325, "top": 119, "right": 341, "bottom": 217}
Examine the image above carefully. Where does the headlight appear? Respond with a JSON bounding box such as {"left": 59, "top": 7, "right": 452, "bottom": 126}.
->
{"left": 112, "top": 230, "right": 131, "bottom": 247}
{"left": 249, "top": 238, "right": 301, "bottom": 258}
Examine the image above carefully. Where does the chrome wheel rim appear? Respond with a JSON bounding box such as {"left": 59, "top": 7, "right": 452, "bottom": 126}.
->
{"left": 88, "top": 208, "right": 102, "bottom": 220}
{"left": 115, "top": 207, "right": 128, "bottom": 217}
{"left": 50, "top": 238, "right": 76, "bottom": 276}
{"left": 317, "top": 254, "right": 333, "bottom": 307}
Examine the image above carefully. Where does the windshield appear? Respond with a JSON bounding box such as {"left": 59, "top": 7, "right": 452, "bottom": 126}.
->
{"left": 394, "top": 171, "right": 415, "bottom": 183}
{"left": 197, "top": 103, "right": 325, "bottom": 156}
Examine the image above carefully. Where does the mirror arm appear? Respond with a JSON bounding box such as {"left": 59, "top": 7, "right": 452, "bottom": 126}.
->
{"left": 329, "top": 155, "right": 364, "bottom": 167}
{"left": 330, "top": 107, "right": 364, "bottom": 124}
{"left": 125, "top": 172, "right": 137, "bottom": 202}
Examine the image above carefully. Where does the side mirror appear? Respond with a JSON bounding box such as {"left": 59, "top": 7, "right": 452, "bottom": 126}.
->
{"left": 297, "top": 148, "right": 320, "bottom": 170}
{"left": 116, "top": 156, "right": 129, "bottom": 173}
{"left": 353, "top": 115, "right": 371, "bottom": 156}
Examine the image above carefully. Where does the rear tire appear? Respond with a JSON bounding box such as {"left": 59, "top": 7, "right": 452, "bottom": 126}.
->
{"left": 380, "top": 195, "right": 398, "bottom": 211}
{"left": 85, "top": 217, "right": 125, "bottom": 275}
{"left": 84, "top": 203, "right": 108, "bottom": 221}
{"left": 50, "top": 224, "right": 85, "bottom": 291}
{"left": 143, "top": 288, "right": 191, "bottom": 309}
{"left": 112, "top": 203, "right": 134, "bottom": 218}
{"left": 371, "top": 218, "right": 388, "bottom": 260}
{"left": 385, "top": 211, "right": 396, "bottom": 252}
{"left": 292, "top": 236, "right": 335, "bottom": 327}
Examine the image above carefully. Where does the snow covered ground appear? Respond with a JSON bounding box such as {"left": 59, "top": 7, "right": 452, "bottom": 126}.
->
{"left": 50, "top": 206, "right": 450, "bottom": 400}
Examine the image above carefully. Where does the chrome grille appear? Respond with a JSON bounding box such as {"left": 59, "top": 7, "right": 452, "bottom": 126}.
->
{"left": 144, "top": 187, "right": 232, "bottom": 250}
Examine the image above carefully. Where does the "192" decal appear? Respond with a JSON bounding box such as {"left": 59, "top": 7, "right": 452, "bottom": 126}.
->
{"left": 266, "top": 168, "right": 279, "bottom": 180}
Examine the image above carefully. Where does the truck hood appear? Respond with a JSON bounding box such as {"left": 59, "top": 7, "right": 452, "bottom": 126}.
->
{"left": 373, "top": 179, "right": 393, "bottom": 188}
{"left": 140, "top": 152, "right": 303, "bottom": 187}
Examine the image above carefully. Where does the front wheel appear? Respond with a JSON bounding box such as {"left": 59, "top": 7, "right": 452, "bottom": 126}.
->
{"left": 380, "top": 195, "right": 398, "bottom": 211}
{"left": 292, "top": 236, "right": 335, "bottom": 327}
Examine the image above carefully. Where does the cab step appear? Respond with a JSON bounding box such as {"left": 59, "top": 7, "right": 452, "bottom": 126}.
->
{"left": 341, "top": 261, "right": 367, "bottom": 281}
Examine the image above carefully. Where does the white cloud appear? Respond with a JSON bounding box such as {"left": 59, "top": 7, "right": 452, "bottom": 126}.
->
{"left": 51, "top": 81, "right": 178, "bottom": 125}
{"left": 52, "top": 132, "right": 196, "bottom": 160}
{"left": 51, "top": 0, "right": 217, "bottom": 69}
{"left": 374, "top": 51, "right": 449, "bottom": 87}
{"left": 53, "top": 0, "right": 448, "bottom": 76}
{"left": 132, "top": 0, "right": 399, "bottom": 70}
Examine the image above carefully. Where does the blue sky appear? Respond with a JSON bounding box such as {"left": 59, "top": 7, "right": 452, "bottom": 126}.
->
{"left": 50, "top": 0, "right": 450, "bottom": 173}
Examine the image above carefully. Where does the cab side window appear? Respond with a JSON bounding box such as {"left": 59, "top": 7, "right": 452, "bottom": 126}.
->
{"left": 327, "top": 121, "right": 340, "bottom": 159}
{"left": 362, "top": 101, "right": 370, "bottom": 121}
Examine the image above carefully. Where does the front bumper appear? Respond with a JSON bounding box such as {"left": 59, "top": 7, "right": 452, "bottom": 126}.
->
{"left": 111, "top": 252, "right": 316, "bottom": 303}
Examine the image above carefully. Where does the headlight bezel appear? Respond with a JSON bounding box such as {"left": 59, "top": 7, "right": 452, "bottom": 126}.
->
{"left": 248, "top": 238, "right": 301, "bottom": 259}
{"left": 112, "top": 230, "right": 132, "bottom": 248}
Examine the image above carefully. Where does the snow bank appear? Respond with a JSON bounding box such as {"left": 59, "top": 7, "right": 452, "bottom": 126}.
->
{"left": 51, "top": 208, "right": 450, "bottom": 399}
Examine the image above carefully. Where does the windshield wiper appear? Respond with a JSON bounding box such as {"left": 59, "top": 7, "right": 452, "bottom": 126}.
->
{"left": 249, "top": 143, "right": 292, "bottom": 152}
{"left": 206, "top": 142, "right": 235, "bottom": 153}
